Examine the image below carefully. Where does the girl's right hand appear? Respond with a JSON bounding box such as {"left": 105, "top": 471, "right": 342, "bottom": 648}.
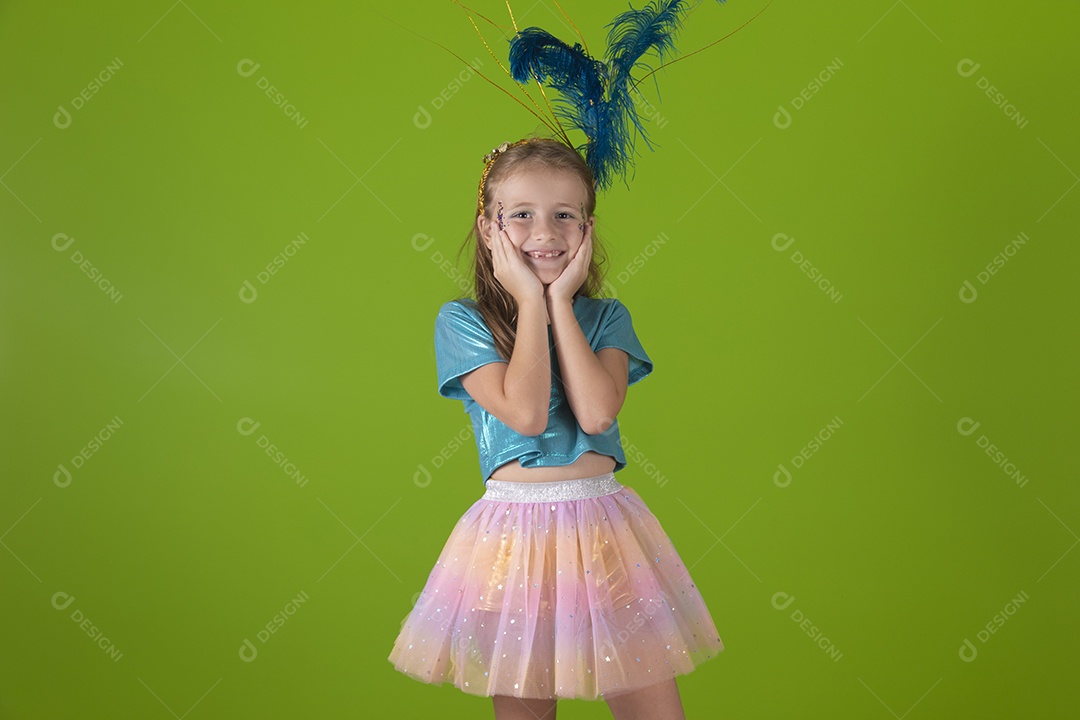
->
{"left": 490, "top": 224, "right": 544, "bottom": 304}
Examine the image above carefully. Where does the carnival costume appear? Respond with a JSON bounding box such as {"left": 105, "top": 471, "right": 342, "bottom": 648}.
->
{"left": 388, "top": 0, "right": 764, "bottom": 700}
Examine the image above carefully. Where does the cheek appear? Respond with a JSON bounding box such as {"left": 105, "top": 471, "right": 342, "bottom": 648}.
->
{"left": 503, "top": 226, "right": 528, "bottom": 248}
{"left": 567, "top": 233, "right": 584, "bottom": 254}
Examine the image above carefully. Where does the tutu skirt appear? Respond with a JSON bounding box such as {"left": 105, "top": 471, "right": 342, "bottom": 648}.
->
{"left": 387, "top": 473, "right": 723, "bottom": 700}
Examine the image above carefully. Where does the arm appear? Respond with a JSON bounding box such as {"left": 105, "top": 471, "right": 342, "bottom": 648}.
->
{"left": 548, "top": 299, "right": 629, "bottom": 434}
{"left": 545, "top": 227, "right": 630, "bottom": 434}
{"left": 459, "top": 297, "right": 551, "bottom": 436}
{"left": 459, "top": 216, "right": 552, "bottom": 436}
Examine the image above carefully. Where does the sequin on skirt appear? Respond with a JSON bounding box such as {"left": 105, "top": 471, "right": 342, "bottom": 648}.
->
{"left": 387, "top": 473, "right": 724, "bottom": 700}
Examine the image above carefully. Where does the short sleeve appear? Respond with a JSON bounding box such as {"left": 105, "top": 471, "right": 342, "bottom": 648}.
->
{"left": 434, "top": 301, "right": 507, "bottom": 399}
{"left": 596, "top": 299, "right": 653, "bottom": 385}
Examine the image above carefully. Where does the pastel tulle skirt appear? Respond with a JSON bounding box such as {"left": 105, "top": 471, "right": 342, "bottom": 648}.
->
{"left": 387, "top": 472, "right": 723, "bottom": 700}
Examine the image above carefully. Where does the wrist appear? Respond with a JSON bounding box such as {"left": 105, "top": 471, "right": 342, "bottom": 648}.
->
{"left": 517, "top": 295, "right": 550, "bottom": 317}
{"left": 511, "top": 282, "right": 545, "bottom": 305}
{"left": 545, "top": 294, "right": 577, "bottom": 318}
{"left": 545, "top": 285, "right": 577, "bottom": 304}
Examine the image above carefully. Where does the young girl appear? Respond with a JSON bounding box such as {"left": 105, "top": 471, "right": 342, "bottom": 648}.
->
{"left": 389, "top": 137, "right": 723, "bottom": 719}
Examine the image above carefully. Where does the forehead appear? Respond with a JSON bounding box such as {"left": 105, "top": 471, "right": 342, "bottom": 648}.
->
{"left": 495, "top": 167, "right": 587, "bottom": 206}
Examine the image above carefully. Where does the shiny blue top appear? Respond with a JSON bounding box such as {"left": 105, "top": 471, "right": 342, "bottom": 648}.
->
{"left": 434, "top": 297, "right": 653, "bottom": 484}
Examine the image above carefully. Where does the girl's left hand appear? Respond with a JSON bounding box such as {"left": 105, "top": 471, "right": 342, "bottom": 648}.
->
{"left": 546, "top": 223, "right": 593, "bottom": 304}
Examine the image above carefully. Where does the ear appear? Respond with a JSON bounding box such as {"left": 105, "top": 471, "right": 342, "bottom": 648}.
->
{"left": 476, "top": 215, "right": 493, "bottom": 250}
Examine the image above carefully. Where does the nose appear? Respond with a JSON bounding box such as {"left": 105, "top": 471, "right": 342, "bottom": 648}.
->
{"left": 532, "top": 215, "right": 557, "bottom": 241}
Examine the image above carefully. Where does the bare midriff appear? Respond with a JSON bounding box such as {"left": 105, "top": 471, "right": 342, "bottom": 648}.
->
{"left": 487, "top": 450, "right": 616, "bottom": 483}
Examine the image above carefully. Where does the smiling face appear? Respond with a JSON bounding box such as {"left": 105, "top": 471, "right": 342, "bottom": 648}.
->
{"left": 478, "top": 166, "right": 593, "bottom": 286}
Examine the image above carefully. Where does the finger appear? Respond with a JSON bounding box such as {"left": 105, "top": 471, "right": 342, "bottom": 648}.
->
{"left": 495, "top": 230, "right": 519, "bottom": 277}
{"left": 492, "top": 225, "right": 510, "bottom": 269}
{"left": 573, "top": 235, "right": 592, "bottom": 269}
{"left": 488, "top": 228, "right": 502, "bottom": 274}
{"left": 493, "top": 227, "right": 533, "bottom": 291}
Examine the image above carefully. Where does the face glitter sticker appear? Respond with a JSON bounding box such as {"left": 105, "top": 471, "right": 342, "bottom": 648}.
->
{"left": 497, "top": 201, "right": 506, "bottom": 231}
{"left": 578, "top": 203, "right": 586, "bottom": 232}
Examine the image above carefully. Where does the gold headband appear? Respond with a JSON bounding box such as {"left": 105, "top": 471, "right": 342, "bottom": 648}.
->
{"left": 476, "top": 138, "right": 534, "bottom": 216}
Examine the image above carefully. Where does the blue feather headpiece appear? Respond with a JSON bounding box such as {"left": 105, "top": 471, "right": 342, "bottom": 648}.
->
{"left": 507, "top": 0, "right": 723, "bottom": 190}
{"left": 446, "top": 0, "right": 770, "bottom": 212}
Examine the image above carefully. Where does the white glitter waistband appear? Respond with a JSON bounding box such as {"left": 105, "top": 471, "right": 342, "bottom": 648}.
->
{"left": 482, "top": 473, "right": 623, "bottom": 503}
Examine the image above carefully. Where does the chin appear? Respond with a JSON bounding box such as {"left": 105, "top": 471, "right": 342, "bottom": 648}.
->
{"left": 530, "top": 267, "right": 565, "bottom": 285}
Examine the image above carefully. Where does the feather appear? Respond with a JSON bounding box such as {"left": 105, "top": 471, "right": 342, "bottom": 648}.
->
{"left": 602, "top": 0, "right": 707, "bottom": 179}
{"left": 508, "top": 28, "right": 606, "bottom": 128}
{"left": 508, "top": 28, "right": 617, "bottom": 186}
{"left": 606, "top": 0, "right": 694, "bottom": 85}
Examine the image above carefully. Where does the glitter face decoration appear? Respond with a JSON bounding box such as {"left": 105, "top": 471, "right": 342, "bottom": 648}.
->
{"left": 497, "top": 201, "right": 506, "bottom": 230}
{"left": 578, "top": 203, "right": 586, "bottom": 232}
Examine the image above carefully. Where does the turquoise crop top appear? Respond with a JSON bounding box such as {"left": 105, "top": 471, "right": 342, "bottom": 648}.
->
{"left": 434, "top": 297, "right": 653, "bottom": 484}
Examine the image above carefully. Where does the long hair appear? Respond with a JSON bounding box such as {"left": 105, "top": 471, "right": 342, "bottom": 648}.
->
{"left": 458, "top": 137, "right": 609, "bottom": 360}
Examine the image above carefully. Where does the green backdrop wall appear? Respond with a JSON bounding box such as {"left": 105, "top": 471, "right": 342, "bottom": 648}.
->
{"left": 2, "top": 1, "right": 1077, "bottom": 717}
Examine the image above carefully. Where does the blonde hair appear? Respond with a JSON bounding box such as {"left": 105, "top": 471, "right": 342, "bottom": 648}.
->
{"left": 458, "top": 138, "right": 608, "bottom": 360}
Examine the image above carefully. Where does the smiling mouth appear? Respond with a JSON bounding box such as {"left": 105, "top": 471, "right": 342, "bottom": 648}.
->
{"left": 524, "top": 250, "right": 565, "bottom": 259}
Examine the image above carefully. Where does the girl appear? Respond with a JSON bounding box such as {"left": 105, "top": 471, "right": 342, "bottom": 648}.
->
{"left": 389, "top": 137, "right": 723, "bottom": 720}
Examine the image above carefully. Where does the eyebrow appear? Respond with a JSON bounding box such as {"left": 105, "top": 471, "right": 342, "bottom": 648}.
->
{"left": 504, "top": 201, "right": 580, "bottom": 210}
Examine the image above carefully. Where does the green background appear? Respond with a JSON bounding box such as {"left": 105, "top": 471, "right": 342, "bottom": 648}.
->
{"left": 3, "top": 1, "right": 1077, "bottom": 717}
